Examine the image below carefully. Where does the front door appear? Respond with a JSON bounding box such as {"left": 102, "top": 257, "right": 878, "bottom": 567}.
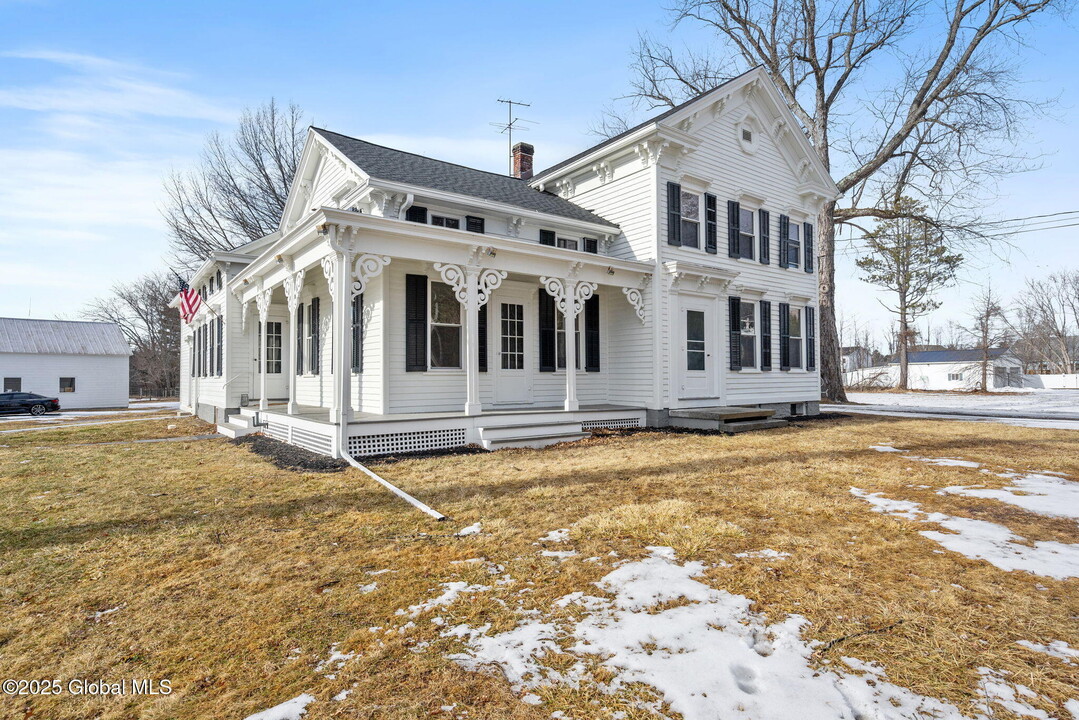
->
{"left": 494, "top": 292, "right": 532, "bottom": 404}
{"left": 252, "top": 316, "right": 289, "bottom": 400}
{"left": 679, "top": 298, "right": 716, "bottom": 399}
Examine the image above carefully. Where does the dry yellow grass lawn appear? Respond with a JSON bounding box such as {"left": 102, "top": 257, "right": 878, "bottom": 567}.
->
{"left": 0, "top": 414, "right": 1076, "bottom": 719}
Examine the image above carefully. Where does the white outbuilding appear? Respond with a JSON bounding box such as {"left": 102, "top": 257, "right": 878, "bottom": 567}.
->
{"left": 0, "top": 318, "right": 131, "bottom": 409}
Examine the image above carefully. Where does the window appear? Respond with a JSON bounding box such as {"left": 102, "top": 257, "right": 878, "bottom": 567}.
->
{"left": 557, "top": 237, "right": 578, "bottom": 250}
{"left": 948, "top": 372, "right": 964, "bottom": 381}
{"left": 308, "top": 297, "right": 320, "bottom": 375}
{"left": 740, "top": 301, "right": 756, "bottom": 368}
{"left": 686, "top": 310, "right": 706, "bottom": 371}
{"left": 429, "top": 281, "right": 461, "bottom": 368}
{"left": 787, "top": 223, "right": 801, "bottom": 268}
{"left": 788, "top": 307, "right": 803, "bottom": 368}
{"left": 265, "top": 322, "right": 282, "bottom": 373}
{"left": 680, "top": 190, "right": 700, "bottom": 248}
{"left": 351, "top": 295, "right": 363, "bottom": 373}
{"left": 59, "top": 377, "right": 76, "bottom": 393}
{"left": 583, "top": 237, "right": 598, "bottom": 254}
{"left": 431, "top": 215, "right": 460, "bottom": 229}
{"left": 739, "top": 208, "right": 755, "bottom": 260}
{"left": 3, "top": 378, "right": 20, "bottom": 392}
{"left": 742, "top": 128, "right": 753, "bottom": 142}
{"left": 555, "top": 310, "right": 581, "bottom": 369}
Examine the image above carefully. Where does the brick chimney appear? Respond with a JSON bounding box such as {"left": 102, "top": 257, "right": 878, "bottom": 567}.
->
{"left": 512, "top": 142, "right": 534, "bottom": 180}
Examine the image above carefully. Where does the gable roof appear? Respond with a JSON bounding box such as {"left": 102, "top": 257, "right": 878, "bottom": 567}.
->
{"left": 888, "top": 348, "right": 1012, "bottom": 364}
{"left": 0, "top": 318, "right": 131, "bottom": 356}
{"left": 312, "top": 128, "right": 618, "bottom": 229}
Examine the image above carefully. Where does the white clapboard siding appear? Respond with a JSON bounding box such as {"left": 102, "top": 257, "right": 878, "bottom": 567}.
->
{"left": 0, "top": 353, "right": 128, "bottom": 409}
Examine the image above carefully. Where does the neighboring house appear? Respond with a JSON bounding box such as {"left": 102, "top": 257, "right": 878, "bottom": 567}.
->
{"left": 840, "top": 346, "right": 873, "bottom": 373}
{"left": 178, "top": 66, "right": 838, "bottom": 457}
{"left": 890, "top": 348, "right": 1023, "bottom": 390}
{"left": 0, "top": 318, "right": 131, "bottom": 409}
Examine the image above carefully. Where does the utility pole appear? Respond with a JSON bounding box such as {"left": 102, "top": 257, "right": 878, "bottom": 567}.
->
{"left": 491, "top": 98, "right": 533, "bottom": 175}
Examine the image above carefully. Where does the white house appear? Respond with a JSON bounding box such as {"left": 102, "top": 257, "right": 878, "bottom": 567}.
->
{"left": 845, "top": 348, "right": 1024, "bottom": 390}
{"left": 179, "top": 67, "right": 838, "bottom": 457}
{"left": 0, "top": 318, "right": 131, "bottom": 409}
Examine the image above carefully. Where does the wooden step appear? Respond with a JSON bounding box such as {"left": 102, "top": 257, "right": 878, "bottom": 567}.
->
{"left": 478, "top": 421, "right": 583, "bottom": 442}
{"left": 481, "top": 431, "right": 591, "bottom": 451}
{"left": 669, "top": 406, "right": 775, "bottom": 421}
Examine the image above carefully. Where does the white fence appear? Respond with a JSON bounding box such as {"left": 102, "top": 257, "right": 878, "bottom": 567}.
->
{"left": 1025, "top": 374, "right": 1079, "bottom": 389}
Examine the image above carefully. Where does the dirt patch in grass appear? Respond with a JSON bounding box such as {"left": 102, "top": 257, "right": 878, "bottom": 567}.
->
{"left": 0, "top": 413, "right": 1076, "bottom": 719}
{"left": 233, "top": 434, "right": 349, "bottom": 472}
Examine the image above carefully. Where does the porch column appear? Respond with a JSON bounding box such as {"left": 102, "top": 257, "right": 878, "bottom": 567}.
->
{"left": 255, "top": 287, "right": 272, "bottom": 411}
{"left": 283, "top": 268, "right": 305, "bottom": 415}
{"left": 540, "top": 276, "right": 597, "bottom": 412}
{"left": 321, "top": 254, "right": 341, "bottom": 419}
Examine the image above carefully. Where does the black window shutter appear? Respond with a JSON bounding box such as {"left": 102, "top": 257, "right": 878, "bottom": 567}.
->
{"left": 352, "top": 294, "right": 363, "bottom": 373}
{"left": 727, "top": 200, "right": 741, "bottom": 258}
{"left": 806, "top": 306, "right": 817, "bottom": 370}
{"left": 538, "top": 291, "right": 556, "bottom": 372}
{"left": 465, "top": 216, "right": 485, "bottom": 234}
{"left": 478, "top": 303, "right": 488, "bottom": 373}
{"left": 310, "top": 296, "right": 320, "bottom": 375}
{"left": 704, "top": 194, "right": 718, "bottom": 254}
{"left": 759, "top": 209, "right": 770, "bottom": 265}
{"left": 405, "top": 205, "right": 428, "bottom": 223}
{"left": 728, "top": 296, "right": 742, "bottom": 371}
{"left": 585, "top": 294, "right": 600, "bottom": 372}
{"left": 296, "top": 302, "right": 304, "bottom": 374}
{"left": 779, "top": 302, "right": 791, "bottom": 370}
{"left": 583, "top": 237, "right": 598, "bottom": 254}
{"left": 666, "top": 182, "right": 681, "bottom": 246}
{"left": 405, "top": 274, "right": 428, "bottom": 372}
{"left": 760, "top": 300, "right": 772, "bottom": 371}
{"left": 778, "top": 215, "right": 790, "bottom": 269}
{"left": 217, "top": 316, "right": 223, "bottom": 376}
{"left": 803, "top": 222, "right": 815, "bottom": 273}
{"left": 539, "top": 229, "right": 556, "bottom": 246}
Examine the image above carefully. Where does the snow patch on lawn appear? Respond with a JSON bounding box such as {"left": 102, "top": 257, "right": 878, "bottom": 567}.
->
{"left": 734, "top": 549, "right": 790, "bottom": 560}
{"left": 1015, "top": 639, "right": 1079, "bottom": 665}
{"left": 443, "top": 547, "right": 995, "bottom": 719}
{"left": 400, "top": 582, "right": 491, "bottom": 618}
{"left": 942, "top": 472, "right": 1079, "bottom": 522}
{"left": 976, "top": 668, "right": 1052, "bottom": 719}
{"left": 850, "top": 488, "right": 1079, "bottom": 579}
{"left": 456, "top": 522, "right": 482, "bottom": 536}
{"left": 539, "top": 528, "right": 571, "bottom": 542}
{"left": 242, "top": 693, "right": 316, "bottom": 720}
{"left": 540, "top": 550, "right": 578, "bottom": 560}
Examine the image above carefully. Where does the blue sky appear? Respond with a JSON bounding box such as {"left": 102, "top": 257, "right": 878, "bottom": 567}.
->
{"left": 1, "top": 0, "right": 1075, "bottom": 349}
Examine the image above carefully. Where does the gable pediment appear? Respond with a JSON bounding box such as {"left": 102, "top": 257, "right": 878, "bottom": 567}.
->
{"left": 279, "top": 131, "right": 370, "bottom": 232}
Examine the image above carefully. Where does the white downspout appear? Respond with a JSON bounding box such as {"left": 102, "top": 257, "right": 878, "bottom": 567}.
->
{"left": 340, "top": 449, "right": 447, "bottom": 521}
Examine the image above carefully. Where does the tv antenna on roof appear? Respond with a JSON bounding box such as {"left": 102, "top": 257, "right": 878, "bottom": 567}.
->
{"left": 491, "top": 98, "right": 535, "bottom": 175}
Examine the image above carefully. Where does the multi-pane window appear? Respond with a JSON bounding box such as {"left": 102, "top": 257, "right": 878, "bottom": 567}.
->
{"left": 555, "top": 310, "right": 582, "bottom": 370}
{"left": 3, "top": 378, "right": 20, "bottom": 392}
{"left": 948, "top": 372, "right": 964, "bottom": 381}
{"left": 739, "top": 208, "right": 755, "bottom": 259}
{"left": 265, "top": 321, "right": 282, "bottom": 373}
{"left": 59, "top": 377, "right": 76, "bottom": 393}
{"left": 429, "top": 281, "right": 461, "bottom": 368}
{"left": 500, "top": 303, "right": 524, "bottom": 370}
{"left": 557, "top": 237, "right": 579, "bottom": 250}
{"left": 686, "top": 310, "right": 706, "bottom": 371}
{"left": 788, "top": 307, "right": 803, "bottom": 368}
{"left": 431, "top": 215, "right": 460, "bottom": 229}
{"left": 681, "top": 191, "right": 700, "bottom": 248}
{"left": 740, "top": 301, "right": 756, "bottom": 368}
{"left": 787, "top": 223, "right": 801, "bottom": 268}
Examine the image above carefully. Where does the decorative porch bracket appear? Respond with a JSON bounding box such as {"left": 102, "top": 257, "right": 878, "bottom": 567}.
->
{"left": 352, "top": 254, "right": 391, "bottom": 298}
{"left": 433, "top": 263, "right": 507, "bottom": 417}
{"left": 540, "top": 276, "right": 597, "bottom": 411}
{"left": 254, "top": 286, "right": 272, "bottom": 411}
{"left": 621, "top": 276, "right": 648, "bottom": 324}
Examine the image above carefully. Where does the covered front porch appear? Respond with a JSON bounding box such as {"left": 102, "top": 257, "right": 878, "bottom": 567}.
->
{"left": 229, "top": 209, "right": 655, "bottom": 456}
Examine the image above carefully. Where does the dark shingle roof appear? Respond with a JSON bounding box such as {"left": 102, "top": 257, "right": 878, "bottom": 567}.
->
{"left": 888, "top": 348, "right": 1012, "bottom": 364}
{"left": 312, "top": 128, "right": 618, "bottom": 229}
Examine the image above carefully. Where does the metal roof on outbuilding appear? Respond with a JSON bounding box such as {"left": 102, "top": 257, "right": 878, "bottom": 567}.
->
{"left": 0, "top": 318, "right": 131, "bottom": 356}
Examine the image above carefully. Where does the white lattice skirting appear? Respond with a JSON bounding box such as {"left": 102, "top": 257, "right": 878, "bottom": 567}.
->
{"left": 581, "top": 417, "right": 643, "bottom": 430}
{"left": 348, "top": 428, "right": 467, "bottom": 457}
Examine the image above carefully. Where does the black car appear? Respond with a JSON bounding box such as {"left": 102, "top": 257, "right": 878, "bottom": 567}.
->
{"left": 0, "top": 392, "right": 61, "bottom": 416}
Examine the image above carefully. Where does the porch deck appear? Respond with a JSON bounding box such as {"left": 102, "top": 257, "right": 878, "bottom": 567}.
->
{"left": 257, "top": 402, "right": 644, "bottom": 426}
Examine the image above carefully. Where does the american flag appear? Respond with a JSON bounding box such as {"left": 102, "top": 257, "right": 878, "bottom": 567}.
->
{"left": 177, "top": 278, "right": 203, "bottom": 324}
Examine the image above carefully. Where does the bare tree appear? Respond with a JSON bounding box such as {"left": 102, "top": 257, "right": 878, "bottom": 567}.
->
{"left": 856, "top": 198, "right": 963, "bottom": 389}
{"left": 964, "top": 285, "right": 1009, "bottom": 390}
{"left": 163, "top": 99, "right": 306, "bottom": 269}
{"left": 610, "top": 0, "right": 1062, "bottom": 401}
{"left": 1012, "top": 271, "right": 1077, "bottom": 373}
{"left": 82, "top": 272, "right": 181, "bottom": 397}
